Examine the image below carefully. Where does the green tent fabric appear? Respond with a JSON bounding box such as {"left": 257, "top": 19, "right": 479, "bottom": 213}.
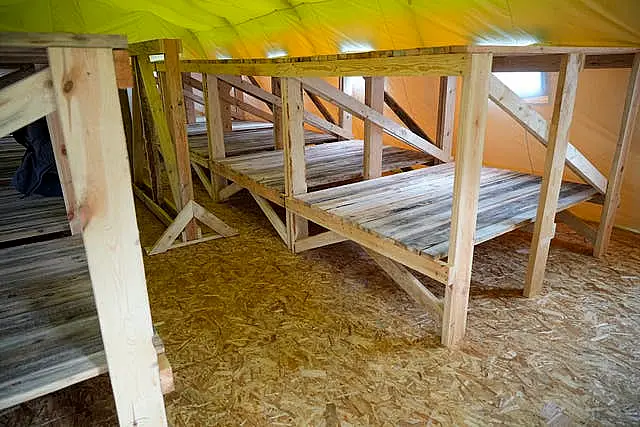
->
{"left": 1, "top": 0, "right": 639, "bottom": 58}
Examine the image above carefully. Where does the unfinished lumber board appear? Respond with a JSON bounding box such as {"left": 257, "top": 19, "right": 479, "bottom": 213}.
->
{"left": 442, "top": 53, "right": 492, "bottom": 347}
{"left": 272, "top": 77, "right": 283, "bottom": 149}
{"left": 365, "top": 248, "right": 443, "bottom": 320}
{"left": 163, "top": 39, "right": 198, "bottom": 240}
{"left": 221, "top": 93, "right": 273, "bottom": 122}
{"left": 48, "top": 46, "right": 167, "bottom": 426}
{"left": 594, "top": 53, "right": 640, "bottom": 257}
{"left": 338, "top": 77, "right": 353, "bottom": 133}
{"left": 489, "top": 74, "right": 607, "bottom": 194}
{"left": 128, "top": 39, "right": 181, "bottom": 56}
{"left": 282, "top": 77, "right": 309, "bottom": 249}
{"left": 557, "top": 210, "right": 596, "bottom": 243}
{"left": 436, "top": 76, "right": 457, "bottom": 161}
{"left": 219, "top": 182, "right": 243, "bottom": 201}
{"left": 525, "top": 54, "right": 583, "bottom": 297}
{"left": 0, "top": 32, "right": 127, "bottom": 49}
{"left": 0, "top": 69, "right": 56, "bottom": 138}
{"left": 364, "top": 77, "right": 384, "bottom": 179}
{"left": 302, "top": 78, "right": 448, "bottom": 162}
{"left": 294, "top": 231, "right": 346, "bottom": 253}
{"left": 305, "top": 88, "right": 336, "bottom": 124}
{"left": 203, "top": 73, "right": 228, "bottom": 201}
{"left": 384, "top": 90, "right": 434, "bottom": 144}
{"left": 251, "top": 192, "right": 287, "bottom": 243}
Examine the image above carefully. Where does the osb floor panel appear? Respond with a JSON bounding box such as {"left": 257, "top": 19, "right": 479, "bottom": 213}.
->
{"left": 1, "top": 184, "right": 638, "bottom": 426}
{"left": 292, "top": 163, "right": 598, "bottom": 259}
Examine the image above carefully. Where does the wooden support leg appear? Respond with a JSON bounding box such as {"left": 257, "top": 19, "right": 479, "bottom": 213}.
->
{"left": 338, "top": 76, "right": 353, "bottom": 133}
{"left": 436, "top": 76, "right": 457, "bottom": 162}
{"left": 442, "top": 53, "right": 492, "bottom": 348}
{"left": 48, "top": 46, "right": 168, "bottom": 426}
{"left": 162, "top": 40, "right": 199, "bottom": 240}
{"left": 203, "top": 73, "right": 227, "bottom": 201}
{"left": 594, "top": 53, "right": 640, "bottom": 257}
{"left": 131, "top": 59, "right": 148, "bottom": 189}
{"left": 272, "top": 77, "right": 283, "bottom": 150}
{"left": 118, "top": 88, "right": 134, "bottom": 172}
{"left": 364, "top": 77, "right": 384, "bottom": 179}
{"left": 183, "top": 75, "right": 197, "bottom": 124}
{"left": 524, "top": 54, "right": 583, "bottom": 297}
{"left": 218, "top": 79, "right": 233, "bottom": 131}
{"left": 281, "top": 77, "right": 309, "bottom": 250}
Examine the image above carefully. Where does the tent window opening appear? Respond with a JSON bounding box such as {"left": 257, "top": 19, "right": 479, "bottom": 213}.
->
{"left": 493, "top": 71, "right": 548, "bottom": 103}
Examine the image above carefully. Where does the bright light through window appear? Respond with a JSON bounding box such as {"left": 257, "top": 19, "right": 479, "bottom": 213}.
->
{"left": 493, "top": 72, "right": 545, "bottom": 98}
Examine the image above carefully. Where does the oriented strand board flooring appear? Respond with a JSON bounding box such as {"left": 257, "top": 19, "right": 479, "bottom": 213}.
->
{"left": 1, "top": 185, "right": 639, "bottom": 426}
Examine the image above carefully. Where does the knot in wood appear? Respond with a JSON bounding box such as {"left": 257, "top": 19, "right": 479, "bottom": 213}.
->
{"left": 63, "top": 80, "right": 74, "bottom": 93}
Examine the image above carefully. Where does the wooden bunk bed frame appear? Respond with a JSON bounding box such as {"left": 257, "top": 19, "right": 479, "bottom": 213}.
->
{"left": 152, "top": 44, "right": 639, "bottom": 348}
{"left": 0, "top": 32, "right": 170, "bottom": 425}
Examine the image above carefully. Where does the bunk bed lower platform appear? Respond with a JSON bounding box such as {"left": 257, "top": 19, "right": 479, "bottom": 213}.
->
{"left": 210, "top": 139, "right": 434, "bottom": 205}
{"left": 286, "top": 163, "right": 599, "bottom": 281}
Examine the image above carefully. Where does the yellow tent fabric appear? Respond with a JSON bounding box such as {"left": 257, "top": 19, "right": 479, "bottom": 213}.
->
{"left": 1, "top": 0, "right": 639, "bottom": 58}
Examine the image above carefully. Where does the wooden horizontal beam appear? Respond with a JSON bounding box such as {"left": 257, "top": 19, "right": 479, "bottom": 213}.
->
{"left": 492, "top": 53, "right": 637, "bottom": 72}
{"left": 302, "top": 78, "right": 448, "bottom": 162}
{"left": 488, "top": 75, "right": 607, "bottom": 194}
{"left": 294, "top": 231, "right": 346, "bottom": 252}
{"left": 172, "top": 53, "right": 469, "bottom": 77}
{"left": 0, "top": 32, "right": 127, "bottom": 49}
{"left": 0, "top": 68, "right": 56, "bottom": 138}
{"left": 128, "top": 39, "right": 182, "bottom": 57}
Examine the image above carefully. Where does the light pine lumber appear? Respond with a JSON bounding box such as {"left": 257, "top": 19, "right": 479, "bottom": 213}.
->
{"left": 272, "top": 77, "right": 283, "bottom": 149}
{"left": 364, "top": 77, "right": 385, "bottom": 179}
{"left": 302, "top": 78, "right": 448, "bottom": 162}
{"left": 364, "top": 248, "right": 444, "bottom": 320}
{"left": 162, "top": 39, "right": 198, "bottom": 240}
{"left": 47, "top": 46, "right": 167, "bottom": 426}
{"left": 489, "top": 74, "right": 607, "bottom": 194}
{"left": 338, "top": 77, "right": 353, "bottom": 133}
{"left": 251, "top": 192, "right": 288, "bottom": 243}
{"left": 176, "top": 53, "right": 469, "bottom": 77}
{"left": 0, "top": 32, "right": 127, "bottom": 49}
{"left": 436, "top": 76, "right": 457, "bottom": 161}
{"left": 0, "top": 64, "right": 35, "bottom": 90}
{"left": 218, "top": 79, "right": 233, "bottom": 132}
{"left": 133, "top": 186, "right": 173, "bottom": 226}
{"left": 0, "top": 69, "right": 56, "bottom": 138}
{"left": 294, "top": 231, "right": 346, "bottom": 253}
{"left": 148, "top": 202, "right": 195, "bottom": 254}
{"left": 594, "top": 53, "right": 640, "bottom": 257}
{"left": 305, "top": 89, "right": 336, "bottom": 124}
{"left": 128, "top": 39, "right": 181, "bottom": 56}
{"left": 281, "top": 77, "right": 309, "bottom": 249}
{"left": 442, "top": 53, "right": 493, "bottom": 348}
{"left": 221, "top": 92, "right": 273, "bottom": 122}
{"left": 191, "top": 161, "right": 213, "bottom": 198}
{"left": 524, "top": 54, "right": 583, "bottom": 297}
{"left": 46, "top": 111, "right": 78, "bottom": 234}
{"left": 137, "top": 55, "right": 182, "bottom": 207}
{"left": 203, "top": 73, "right": 228, "bottom": 201}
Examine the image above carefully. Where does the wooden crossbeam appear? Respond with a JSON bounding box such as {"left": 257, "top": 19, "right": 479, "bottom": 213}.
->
{"left": 365, "top": 248, "right": 444, "bottom": 321}
{"left": 250, "top": 192, "right": 287, "bottom": 243}
{"left": 302, "top": 77, "right": 448, "bottom": 162}
{"left": 221, "top": 93, "right": 273, "bottom": 122}
{"left": 305, "top": 89, "right": 336, "bottom": 124}
{"left": 0, "top": 69, "right": 56, "bottom": 138}
{"left": 489, "top": 74, "right": 607, "bottom": 194}
{"left": 524, "top": 54, "right": 583, "bottom": 297}
{"left": 217, "top": 75, "right": 353, "bottom": 139}
{"left": 219, "top": 182, "right": 243, "bottom": 201}
{"left": 191, "top": 161, "right": 212, "bottom": 197}
{"left": 0, "top": 64, "right": 34, "bottom": 90}
{"left": 556, "top": 210, "right": 596, "bottom": 243}
{"left": 294, "top": 231, "right": 346, "bottom": 253}
{"left": 594, "top": 53, "right": 640, "bottom": 257}
{"left": 128, "top": 39, "right": 181, "bottom": 56}
{"left": 384, "top": 90, "right": 434, "bottom": 144}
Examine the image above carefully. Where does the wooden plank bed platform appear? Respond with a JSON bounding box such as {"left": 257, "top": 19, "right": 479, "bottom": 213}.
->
{"left": 187, "top": 120, "right": 272, "bottom": 137}
{"left": 189, "top": 127, "right": 338, "bottom": 163}
{"left": 212, "top": 140, "right": 433, "bottom": 204}
{"left": 286, "top": 163, "right": 599, "bottom": 260}
{"left": 0, "top": 137, "right": 25, "bottom": 183}
{"left": 0, "top": 236, "right": 105, "bottom": 410}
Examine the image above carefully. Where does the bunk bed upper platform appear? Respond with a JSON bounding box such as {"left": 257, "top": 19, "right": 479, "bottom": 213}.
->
{"left": 212, "top": 139, "right": 433, "bottom": 205}
{"left": 287, "top": 163, "right": 598, "bottom": 262}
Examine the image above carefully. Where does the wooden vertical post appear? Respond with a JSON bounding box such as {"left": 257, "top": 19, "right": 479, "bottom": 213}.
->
{"left": 594, "top": 53, "right": 640, "bottom": 257}
{"left": 183, "top": 76, "right": 197, "bottom": 124}
{"left": 338, "top": 76, "right": 353, "bottom": 133}
{"left": 218, "top": 79, "right": 233, "bottom": 131}
{"left": 118, "top": 88, "right": 134, "bottom": 172}
{"left": 281, "top": 77, "right": 308, "bottom": 250}
{"left": 442, "top": 53, "right": 492, "bottom": 348}
{"left": 272, "top": 77, "right": 283, "bottom": 150}
{"left": 162, "top": 39, "right": 198, "bottom": 240}
{"left": 364, "top": 76, "right": 385, "bottom": 179}
{"left": 436, "top": 76, "right": 457, "bottom": 162}
{"left": 203, "top": 73, "right": 227, "bottom": 201}
{"left": 524, "top": 54, "right": 583, "bottom": 297}
{"left": 131, "top": 58, "right": 147, "bottom": 188}
{"left": 48, "top": 46, "right": 167, "bottom": 426}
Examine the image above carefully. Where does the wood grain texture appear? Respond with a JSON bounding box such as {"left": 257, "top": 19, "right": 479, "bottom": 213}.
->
{"left": 524, "top": 54, "right": 583, "bottom": 297}
{"left": 364, "top": 77, "right": 384, "bottom": 179}
{"left": 594, "top": 53, "right": 640, "bottom": 257}
{"left": 436, "top": 76, "right": 457, "bottom": 161}
{"left": 203, "top": 74, "right": 228, "bottom": 201}
{"left": 442, "top": 53, "right": 492, "bottom": 347}
{"left": 0, "top": 69, "right": 56, "bottom": 139}
{"left": 48, "top": 46, "right": 167, "bottom": 426}
{"left": 0, "top": 32, "right": 127, "bottom": 49}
